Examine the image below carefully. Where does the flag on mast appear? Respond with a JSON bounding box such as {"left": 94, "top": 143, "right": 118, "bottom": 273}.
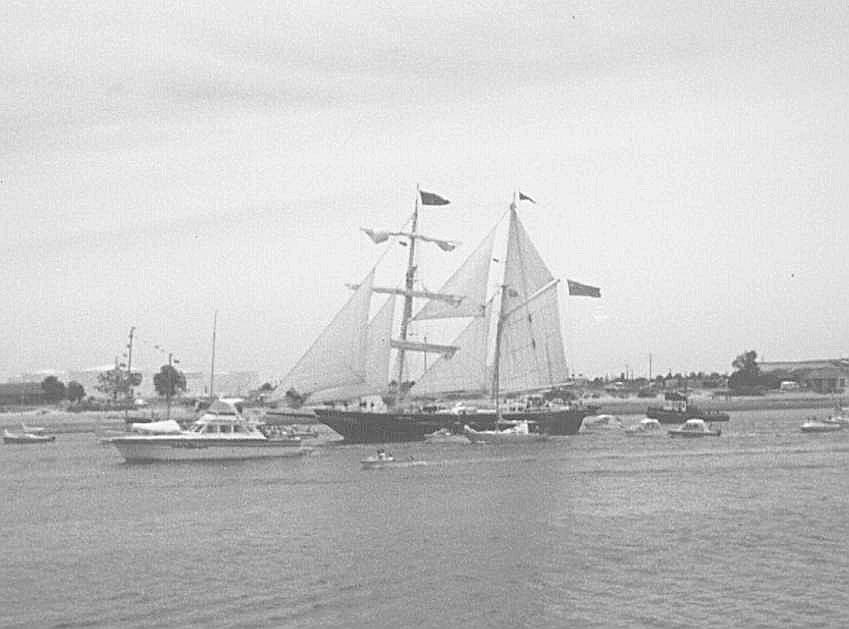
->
{"left": 420, "top": 190, "right": 450, "bottom": 206}
{"left": 519, "top": 191, "right": 536, "bottom": 203}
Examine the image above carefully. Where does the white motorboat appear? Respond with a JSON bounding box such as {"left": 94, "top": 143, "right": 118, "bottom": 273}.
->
{"left": 624, "top": 417, "right": 663, "bottom": 436}
{"left": 424, "top": 427, "right": 471, "bottom": 444}
{"left": 361, "top": 449, "right": 427, "bottom": 469}
{"left": 800, "top": 419, "right": 843, "bottom": 433}
{"left": 3, "top": 425, "right": 56, "bottom": 444}
{"left": 107, "top": 400, "right": 309, "bottom": 462}
{"left": 668, "top": 418, "right": 721, "bottom": 438}
{"left": 463, "top": 420, "right": 547, "bottom": 444}
{"left": 582, "top": 414, "right": 623, "bottom": 431}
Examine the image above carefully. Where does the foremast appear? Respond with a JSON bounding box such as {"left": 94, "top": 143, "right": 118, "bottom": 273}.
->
{"left": 393, "top": 188, "right": 420, "bottom": 407}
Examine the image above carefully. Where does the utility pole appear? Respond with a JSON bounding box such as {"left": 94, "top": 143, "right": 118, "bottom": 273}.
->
{"left": 649, "top": 353, "right": 653, "bottom": 381}
{"left": 126, "top": 326, "right": 135, "bottom": 402}
{"left": 166, "top": 352, "right": 173, "bottom": 421}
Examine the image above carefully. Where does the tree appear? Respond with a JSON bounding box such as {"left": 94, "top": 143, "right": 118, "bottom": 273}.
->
{"left": 41, "top": 376, "right": 66, "bottom": 403}
{"left": 284, "top": 387, "right": 305, "bottom": 409}
{"left": 154, "top": 364, "right": 186, "bottom": 398}
{"left": 259, "top": 382, "right": 274, "bottom": 392}
{"left": 730, "top": 349, "right": 761, "bottom": 390}
{"left": 96, "top": 367, "right": 142, "bottom": 401}
{"left": 67, "top": 381, "right": 86, "bottom": 403}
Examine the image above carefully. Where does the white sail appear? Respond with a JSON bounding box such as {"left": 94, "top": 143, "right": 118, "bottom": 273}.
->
{"left": 413, "top": 226, "right": 496, "bottom": 321}
{"left": 502, "top": 210, "right": 554, "bottom": 308}
{"left": 494, "top": 209, "right": 568, "bottom": 394}
{"left": 277, "top": 270, "right": 374, "bottom": 397}
{"left": 410, "top": 302, "right": 492, "bottom": 398}
{"left": 306, "top": 294, "right": 396, "bottom": 404}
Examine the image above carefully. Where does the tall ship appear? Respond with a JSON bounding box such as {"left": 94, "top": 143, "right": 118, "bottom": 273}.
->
{"left": 274, "top": 189, "right": 599, "bottom": 443}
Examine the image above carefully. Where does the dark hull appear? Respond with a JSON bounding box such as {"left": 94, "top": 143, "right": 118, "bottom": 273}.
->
{"left": 314, "top": 407, "right": 595, "bottom": 444}
{"left": 646, "top": 407, "right": 730, "bottom": 424}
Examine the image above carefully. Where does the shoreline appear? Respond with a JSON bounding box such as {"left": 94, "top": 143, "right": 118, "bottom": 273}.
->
{"left": 587, "top": 393, "right": 842, "bottom": 416}
{"left": 1, "top": 392, "right": 843, "bottom": 433}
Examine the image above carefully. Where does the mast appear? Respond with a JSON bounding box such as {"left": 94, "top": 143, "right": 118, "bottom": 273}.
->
{"left": 491, "top": 193, "right": 518, "bottom": 418}
{"left": 209, "top": 310, "right": 218, "bottom": 400}
{"left": 394, "top": 187, "right": 420, "bottom": 406}
{"left": 126, "top": 326, "right": 135, "bottom": 403}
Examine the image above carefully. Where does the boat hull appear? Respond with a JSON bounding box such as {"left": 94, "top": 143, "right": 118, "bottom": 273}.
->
{"left": 646, "top": 408, "right": 730, "bottom": 424}
{"left": 109, "top": 437, "right": 307, "bottom": 463}
{"left": 315, "top": 407, "right": 593, "bottom": 444}
{"left": 667, "top": 430, "right": 721, "bottom": 438}
{"left": 464, "top": 430, "right": 547, "bottom": 444}
{"left": 3, "top": 433, "right": 56, "bottom": 444}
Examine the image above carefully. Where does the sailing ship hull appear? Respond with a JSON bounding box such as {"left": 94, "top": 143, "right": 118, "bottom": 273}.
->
{"left": 314, "top": 407, "right": 593, "bottom": 443}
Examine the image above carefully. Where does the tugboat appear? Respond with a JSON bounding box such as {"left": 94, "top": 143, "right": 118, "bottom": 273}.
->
{"left": 646, "top": 392, "right": 730, "bottom": 424}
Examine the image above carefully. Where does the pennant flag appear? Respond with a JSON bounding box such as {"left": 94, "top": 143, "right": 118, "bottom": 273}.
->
{"left": 361, "top": 228, "right": 390, "bottom": 244}
{"left": 519, "top": 191, "right": 536, "bottom": 204}
{"left": 567, "top": 280, "right": 601, "bottom": 298}
{"left": 420, "top": 190, "right": 450, "bottom": 206}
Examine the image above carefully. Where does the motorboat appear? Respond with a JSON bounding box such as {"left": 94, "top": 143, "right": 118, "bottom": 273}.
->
{"left": 624, "top": 418, "right": 663, "bottom": 436}
{"left": 582, "top": 414, "right": 623, "bottom": 431}
{"left": 424, "top": 426, "right": 471, "bottom": 444}
{"left": 463, "top": 419, "right": 547, "bottom": 444}
{"left": 3, "top": 425, "right": 56, "bottom": 444}
{"left": 801, "top": 419, "right": 843, "bottom": 433}
{"left": 107, "top": 400, "right": 310, "bottom": 462}
{"left": 361, "top": 449, "right": 426, "bottom": 469}
{"left": 667, "top": 418, "right": 721, "bottom": 438}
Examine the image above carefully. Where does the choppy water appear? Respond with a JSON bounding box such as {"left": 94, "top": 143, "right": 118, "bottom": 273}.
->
{"left": 3, "top": 407, "right": 849, "bottom": 628}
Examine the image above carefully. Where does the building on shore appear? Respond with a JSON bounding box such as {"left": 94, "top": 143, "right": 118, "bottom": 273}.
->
{"left": 759, "top": 359, "right": 849, "bottom": 394}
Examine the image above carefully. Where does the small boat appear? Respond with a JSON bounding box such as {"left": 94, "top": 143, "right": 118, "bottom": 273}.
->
{"left": 801, "top": 419, "right": 844, "bottom": 433}
{"left": 107, "top": 400, "right": 309, "bottom": 462}
{"left": 463, "top": 419, "right": 547, "bottom": 444}
{"left": 582, "top": 414, "right": 623, "bottom": 431}
{"left": 624, "top": 417, "right": 663, "bottom": 436}
{"left": 361, "top": 449, "right": 426, "bottom": 469}
{"left": 667, "top": 418, "right": 721, "bottom": 438}
{"left": 425, "top": 422, "right": 471, "bottom": 444}
{"left": 3, "top": 426, "right": 56, "bottom": 444}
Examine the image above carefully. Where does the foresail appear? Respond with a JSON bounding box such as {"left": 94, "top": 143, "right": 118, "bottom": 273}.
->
{"left": 410, "top": 303, "right": 492, "bottom": 398}
{"left": 305, "top": 293, "right": 395, "bottom": 404}
{"left": 413, "top": 226, "right": 496, "bottom": 321}
{"left": 277, "top": 270, "right": 373, "bottom": 397}
{"left": 497, "top": 281, "right": 568, "bottom": 393}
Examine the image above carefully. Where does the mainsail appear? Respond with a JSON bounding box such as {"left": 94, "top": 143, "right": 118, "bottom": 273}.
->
{"left": 276, "top": 270, "right": 374, "bottom": 398}
{"left": 493, "top": 207, "right": 569, "bottom": 394}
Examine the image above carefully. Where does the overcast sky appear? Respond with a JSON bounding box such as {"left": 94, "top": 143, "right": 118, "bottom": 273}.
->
{"left": 2, "top": 2, "right": 848, "bottom": 382}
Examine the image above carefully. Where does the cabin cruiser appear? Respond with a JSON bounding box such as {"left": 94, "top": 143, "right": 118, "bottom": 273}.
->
{"left": 624, "top": 417, "right": 663, "bottom": 436}
{"left": 667, "top": 418, "right": 721, "bottom": 438}
{"left": 107, "top": 400, "right": 309, "bottom": 462}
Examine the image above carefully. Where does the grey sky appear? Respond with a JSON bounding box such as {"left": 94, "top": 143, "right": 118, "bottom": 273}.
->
{"left": 2, "top": 2, "right": 848, "bottom": 381}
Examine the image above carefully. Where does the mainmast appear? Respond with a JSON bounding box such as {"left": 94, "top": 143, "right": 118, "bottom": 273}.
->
{"left": 394, "top": 187, "right": 420, "bottom": 406}
{"left": 491, "top": 193, "right": 518, "bottom": 418}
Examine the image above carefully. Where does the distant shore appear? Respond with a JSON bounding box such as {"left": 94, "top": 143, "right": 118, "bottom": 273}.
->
{"left": 1, "top": 392, "right": 842, "bottom": 433}
{"left": 586, "top": 392, "right": 841, "bottom": 416}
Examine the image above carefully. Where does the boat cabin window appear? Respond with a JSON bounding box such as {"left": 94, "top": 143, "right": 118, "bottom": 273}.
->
{"left": 218, "top": 424, "right": 232, "bottom": 433}
{"left": 233, "top": 424, "right": 246, "bottom": 433}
